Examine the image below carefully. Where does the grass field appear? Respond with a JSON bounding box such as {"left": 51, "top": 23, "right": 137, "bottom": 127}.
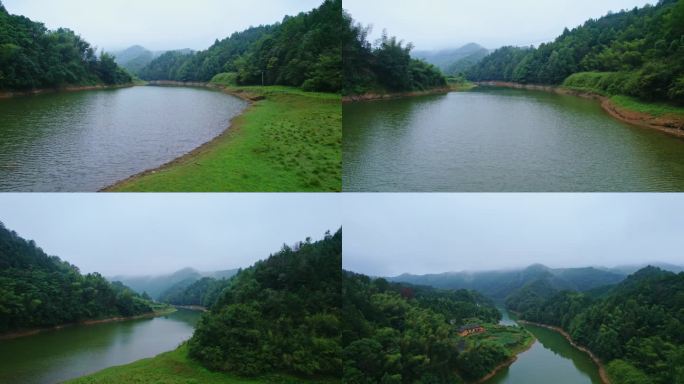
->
{"left": 109, "top": 83, "right": 341, "bottom": 192}
{"left": 64, "top": 344, "right": 338, "bottom": 384}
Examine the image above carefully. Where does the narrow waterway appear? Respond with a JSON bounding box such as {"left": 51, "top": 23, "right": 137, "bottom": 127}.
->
{"left": 0, "top": 309, "right": 201, "bottom": 384}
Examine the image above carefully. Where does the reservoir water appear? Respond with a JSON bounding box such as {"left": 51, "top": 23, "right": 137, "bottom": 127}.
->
{"left": 485, "top": 309, "right": 602, "bottom": 384}
{"left": 0, "top": 86, "right": 247, "bottom": 191}
{"left": 344, "top": 87, "right": 684, "bottom": 191}
{"left": 0, "top": 309, "right": 202, "bottom": 384}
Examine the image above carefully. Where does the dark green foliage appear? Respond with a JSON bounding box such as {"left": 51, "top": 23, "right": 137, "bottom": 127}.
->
{"left": 140, "top": 0, "right": 342, "bottom": 92}
{"left": 342, "top": 12, "right": 446, "bottom": 94}
{"left": 188, "top": 230, "right": 341, "bottom": 378}
{"left": 159, "top": 276, "right": 232, "bottom": 308}
{"left": 455, "top": 342, "right": 508, "bottom": 381}
{"left": 468, "top": 0, "right": 684, "bottom": 103}
{"left": 0, "top": 222, "right": 151, "bottom": 333}
{"left": 342, "top": 272, "right": 501, "bottom": 383}
{"left": 509, "top": 266, "right": 684, "bottom": 384}
{"left": 0, "top": 6, "right": 131, "bottom": 90}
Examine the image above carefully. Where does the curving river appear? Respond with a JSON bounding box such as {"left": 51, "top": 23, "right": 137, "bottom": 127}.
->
{"left": 485, "top": 309, "right": 602, "bottom": 384}
{"left": 0, "top": 309, "right": 201, "bottom": 384}
{"left": 0, "top": 86, "right": 247, "bottom": 191}
{"left": 343, "top": 87, "right": 684, "bottom": 191}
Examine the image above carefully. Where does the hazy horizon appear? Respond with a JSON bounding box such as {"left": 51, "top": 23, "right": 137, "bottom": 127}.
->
{"left": 0, "top": 194, "right": 341, "bottom": 276}
{"left": 344, "top": 0, "right": 656, "bottom": 51}
{"left": 343, "top": 194, "right": 684, "bottom": 277}
{"left": 2, "top": 0, "right": 324, "bottom": 51}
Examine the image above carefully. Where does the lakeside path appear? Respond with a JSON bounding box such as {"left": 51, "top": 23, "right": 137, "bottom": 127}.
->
{"left": 0, "top": 308, "right": 176, "bottom": 341}
{"left": 518, "top": 320, "right": 611, "bottom": 384}
{"left": 105, "top": 84, "right": 341, "bottom": 192}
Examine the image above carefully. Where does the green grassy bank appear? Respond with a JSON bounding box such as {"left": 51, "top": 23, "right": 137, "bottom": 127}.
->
{"left": 563, "top": 72, "right": 684, "bottom": 118}
{"left": 108, "top": 81, "right": 341, "bottom": 192}
{"left": 64, "top": 344, "right": 337, "bottom": 384}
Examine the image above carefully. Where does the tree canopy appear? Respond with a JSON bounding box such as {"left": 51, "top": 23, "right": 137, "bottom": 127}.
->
{"left": 0, "top": 5, "right": 131, "bottom": 90}
{"left": 0, "top": 221, "right": 152, "bottom": 333}
{"left": 187, "top": 229, "right": 342, "bottom": 378}
{"left": 467, "top": 0, "right": 684, "bottom": 103}
{"left": 507, "top": 266, "right": 684, "bottom": 384}
{"left": 139, "top": 0, "right": 342, "bottom": 92}
{"left": 342, "top": 11, "right": 446, "bottom": 95}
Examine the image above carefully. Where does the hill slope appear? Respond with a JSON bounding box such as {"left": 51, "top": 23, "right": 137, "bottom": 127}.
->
{"left": 414, "top": 43, "right": 489, "bottom": 73}
{"left": 0, "top": 2, "right": 131, "bottom": 90}
{"left": 467, "top": 0, "right": 684, "bottom": 103}
{"left": 0, "top": 221, "right": 152, "bottom": 333}
{"left": 188, "top": 229, "right": 342, "bottom": 378}
{"left": 139, "top": 0, "right": 342, "bottom": 92}
{"left": 508, "top": 266, "right": 684, "bottom": 384}
{"left": 390, "top": 264, "right": 626, "bottom": 301}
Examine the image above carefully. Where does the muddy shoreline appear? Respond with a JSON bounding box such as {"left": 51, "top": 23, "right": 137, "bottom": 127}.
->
{"left": 100, "top": 82, "right": 259, "bottom": 191}
{"left": 342, "top": 87, "right": 451, "bottom": 103}
{"left": 477, "top": 81, "right": 684, "bottom": 138}
{"left": 473, "top": 336, "right": 536, "bottom": 383}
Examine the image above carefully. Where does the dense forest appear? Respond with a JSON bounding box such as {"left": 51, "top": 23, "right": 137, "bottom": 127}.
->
{"left": 467, "top": 0, "right": 684, "bottom": 103}
{"left": 187, "top": 229, "right": 342, "bottom": 378}
{"left": 341, "top": 271, "right": 529, "bottom": 383}
{"left": 0, "top": 1, "right": 131, "bottom": 90}
{"left": 139, "top": 0, "right": 341, "bottom": 92}
{"left": 159, "top": 276, "right": 232, "bottom": 308}
{"left": 342, "top": 11, "right": 446, "bottom": 94}
{"left": 507, "top": 266, "right": 684, "bottom": 384}
{"left": 0, "top": 221, "right": 152, "bottom": 333}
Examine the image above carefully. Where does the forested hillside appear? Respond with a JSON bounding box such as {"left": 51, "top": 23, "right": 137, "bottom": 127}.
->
{"left": 508, "top": 266, "right": 684, "bottom": 384}
{"left": 159, "top": 275, "right": 234, "bottom": 308}
{"left": 0, "top": 221, "right": 152, "bottom": 333}
{"left": 0, "top": 1, "right": 131, "bottom": 90}
{"left": 342, "top": 272, "right": 534, "bottom": 383}
{"left": 342, "top": 11, "right": 446, "bottom": 94}
{"left": 187, "top": 229, "right": 342, "bottom": 378}
{"left": 139, "top": 0, "right": 341, "bottom": 92}
{"left": 467, "top": 0, "right": 684, "bottom": 103}
{"left": 390, "top": 264, "right": 625, "bottom": 301}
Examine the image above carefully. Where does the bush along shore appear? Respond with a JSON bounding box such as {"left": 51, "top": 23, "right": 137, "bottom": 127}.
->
{"left": 477, "top": 81, "right": 684, "bottom": 137}
{"left": 103, "top": 77, "right": 341, "bottom": 192}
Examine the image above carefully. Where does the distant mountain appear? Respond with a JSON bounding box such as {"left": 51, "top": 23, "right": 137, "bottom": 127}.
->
{"left": 112, "top": 45, "right": 193, "bottom": 75}
{"left": 413, "top": 43, "right": 489, "bottom": 72}
{"left": 598, "top": 262, "right": 684, "bottom": 275}
{"left": 389, "top": 264, "right": 626, "bottom": 301}
{"left": 109, "top": 267, "right": 239, "bottom": 300}
{"left": 444, "top": 48, "right": 490, "bottom": 75}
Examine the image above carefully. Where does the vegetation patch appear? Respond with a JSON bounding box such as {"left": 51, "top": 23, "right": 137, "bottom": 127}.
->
{"left": 109, "top": 84, "right": 341, "bottom": 192}
{"left": 63, "top": 344, "right": 335, "bottom": 384}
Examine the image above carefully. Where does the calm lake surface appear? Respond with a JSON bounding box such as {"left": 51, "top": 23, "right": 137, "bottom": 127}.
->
{"left": 0, "top": 309, "right": 201, "bottom": 384}
{"left": 344, "top": 87, "right": 684, "bottom": 191}
{"left": 0, "top": 86, "right": 247, "bottom": 191}
{"left": 485, "top": 309, "right": 602, "bottom": 384}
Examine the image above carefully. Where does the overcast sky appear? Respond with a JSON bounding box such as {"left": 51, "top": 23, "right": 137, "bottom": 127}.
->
{"left": 343, "top": 194, "right": 684, "bottom": 277}
{"left": 0, "top": 194, "right": 340, "bottom": 276}
{"left": 344, "top": 0, "right": 655, "bottom": 50}
{"left": 2, "top": 0, "right": 323, "bottom": 51}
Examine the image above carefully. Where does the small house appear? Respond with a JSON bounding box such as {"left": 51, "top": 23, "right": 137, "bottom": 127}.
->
{"left": 457, "top": 323, "right": 485, "bottom": 337}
